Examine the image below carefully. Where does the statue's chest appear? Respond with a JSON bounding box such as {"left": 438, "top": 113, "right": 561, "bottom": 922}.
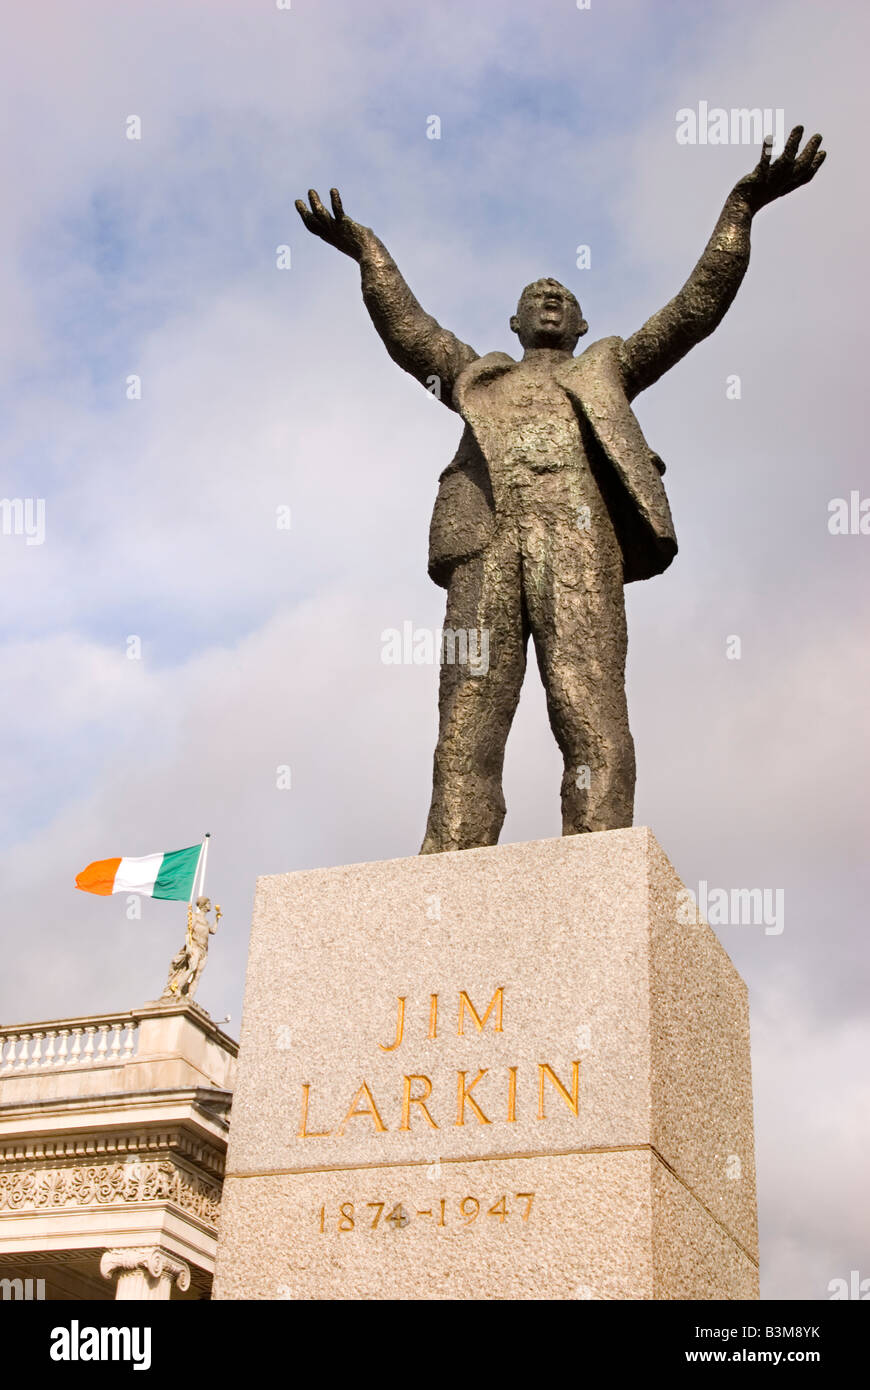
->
{"left": 475, "top": 369, "right": 584, "bottom": 477}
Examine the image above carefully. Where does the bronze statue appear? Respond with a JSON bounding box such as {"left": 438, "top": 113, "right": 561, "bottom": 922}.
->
{"left": 161, "top": 896, "right": 220, "bottom": 1001}
{"left": 296, "top": 127, "right": 825, "bottom": 854}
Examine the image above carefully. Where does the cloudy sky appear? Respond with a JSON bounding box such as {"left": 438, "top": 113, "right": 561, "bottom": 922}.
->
{"left": 1, "top": 0, "right": 866, "bottom": 1300}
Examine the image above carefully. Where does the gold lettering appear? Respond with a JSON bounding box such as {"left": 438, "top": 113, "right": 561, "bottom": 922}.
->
{"left": 456, "top": 1069, "right": 491, "bottom": 1126}
{"left": 537, "top": 1061, "right": 580, "bottom": 1118}
{"left": 507, "top": 1065, "right": 517, "bottom": 1122}
{"left": 399, "top": 1074, "right": 439, "bottom": 1130}
{"left": 457, "top": 987, "right": 504, "bottom": 1036}
{"left": 378, "top": 996, "right": 405, "bottom": 1052}
{"left": 428, "top": 993, "right": 438, "bottom": 1039}
{"left": 338, "top": 1082, "right": 388, "bottom": 1134}
{"left": 298, "top": 1083, "right": 330, "bottom": 1138}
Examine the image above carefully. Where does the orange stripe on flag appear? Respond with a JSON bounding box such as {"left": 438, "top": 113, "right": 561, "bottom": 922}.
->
{"left": 75, "top": 857, "right": 122, "bottom": 896}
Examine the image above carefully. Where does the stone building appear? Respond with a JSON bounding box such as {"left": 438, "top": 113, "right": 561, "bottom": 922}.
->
{"left": 0, "top": 1000, "right": 237, "bottom": 1300}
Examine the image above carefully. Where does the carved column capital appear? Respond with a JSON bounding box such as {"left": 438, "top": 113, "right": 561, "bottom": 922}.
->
{"left": 100, "top": 1246, "right": 191, "bottom": 1300}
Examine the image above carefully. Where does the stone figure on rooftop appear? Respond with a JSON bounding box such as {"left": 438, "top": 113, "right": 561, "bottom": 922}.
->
{"left": 161, "top": 897, "right": 220, "bottom": 1001}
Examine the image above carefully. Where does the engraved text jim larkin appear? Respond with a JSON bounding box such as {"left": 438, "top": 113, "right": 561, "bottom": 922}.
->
{"left": 297, "top": 988, "right": 581, "bottom": 1137}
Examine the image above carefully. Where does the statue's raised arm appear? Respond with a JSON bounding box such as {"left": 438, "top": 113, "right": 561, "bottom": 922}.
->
{"left": 620, "top": 125, "right": 826, "bottom": 401}
{"left": 296, "top": 188, "right": 478, "bottom": 409}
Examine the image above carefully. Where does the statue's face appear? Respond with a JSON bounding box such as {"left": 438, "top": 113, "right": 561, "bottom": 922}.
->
{"left": 510, "top": 279, "right": 586, "bottom": 351}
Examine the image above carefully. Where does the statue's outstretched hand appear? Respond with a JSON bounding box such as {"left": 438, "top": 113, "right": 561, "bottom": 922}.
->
{"left": 295, "top": 187, "right": 366, "bottom": 260}
{"left": 735, "top": 125, "right": 826, "bottom": 213}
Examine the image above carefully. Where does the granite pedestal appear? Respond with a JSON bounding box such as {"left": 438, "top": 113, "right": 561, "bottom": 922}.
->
{"left": 213, "top": 828, "right": 758, "bottom": 1299}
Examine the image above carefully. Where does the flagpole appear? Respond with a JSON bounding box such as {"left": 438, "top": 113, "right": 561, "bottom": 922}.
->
{"left": 191, "top": 833, "right": 210, "bottom": 904}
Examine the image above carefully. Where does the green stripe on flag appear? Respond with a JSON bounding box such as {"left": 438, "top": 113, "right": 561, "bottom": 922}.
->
{"left": 153, "top": 845, "right": 202, "bottom": 901}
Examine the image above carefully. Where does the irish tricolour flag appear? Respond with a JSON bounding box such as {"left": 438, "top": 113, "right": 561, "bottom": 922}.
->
{"left": 75, "top": 843, "right": 205, "bottom": 900}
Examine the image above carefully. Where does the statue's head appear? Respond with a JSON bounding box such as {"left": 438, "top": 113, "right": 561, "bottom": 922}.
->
{"left": 196, "top": 896, "right": 210, "bottom": 911}
{"left": 510, "top": 278, "right": 588, "bottom": 352}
